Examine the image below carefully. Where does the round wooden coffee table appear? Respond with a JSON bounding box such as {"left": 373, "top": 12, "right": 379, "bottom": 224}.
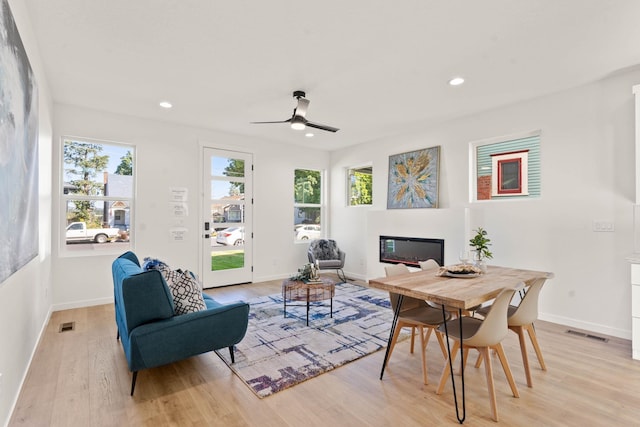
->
{"left": 282, "top": 277, "right": 336, "bottom": 326}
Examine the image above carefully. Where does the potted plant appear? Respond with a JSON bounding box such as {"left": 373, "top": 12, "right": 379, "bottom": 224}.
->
{"left": 469, "top": 227, "right": 493, "bottom": 272}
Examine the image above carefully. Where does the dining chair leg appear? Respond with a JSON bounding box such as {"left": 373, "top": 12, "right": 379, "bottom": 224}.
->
{"left": 479, "top": 347, "right": 499, "bottom": 422}
{"left": 494, "top": 343, "right": 519, "bottom": 398}
{"left": 513, "top": 325, "right": 533, "bottom": 387}
{"left": 410, "top": 326, "right": 416, "bottom": 354}
{"left": 419, "top": 326, "right": 428, "bottom": 384}
{"left": 385, "top": 321, "right": 405, "bottom": 368}
{"left": 474, "top": 352, "right": 483, "bottom": 368}
{"left": 435, "top": 330, "right": 448, "bottom": 359}
{"left": 436, "top": 340, "right": 460, "bottom": 394}
{"left": 526, "top": 323, "right": 547, "bottom": 371}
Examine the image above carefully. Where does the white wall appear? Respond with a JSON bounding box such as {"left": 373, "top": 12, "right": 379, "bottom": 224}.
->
{"left": 51, "top": 105, "right": 330, "bottom": 309}
{"left": 1, "top": 1, "right": 53, "bottom": 426}
{"left": 331, "top": 66, "right": 640, "bottom": 340}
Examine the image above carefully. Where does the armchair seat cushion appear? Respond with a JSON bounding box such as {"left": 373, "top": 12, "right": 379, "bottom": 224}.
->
{"left": 317, "top": 259, "right": 343, "bottom": 268}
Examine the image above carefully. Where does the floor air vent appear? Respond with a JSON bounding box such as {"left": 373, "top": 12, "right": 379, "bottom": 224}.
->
{"left": 565, "top": 329, "right": 608, "bottom": 342}
{"left": 59, "top": 322, "right": 75, "bottom": 333}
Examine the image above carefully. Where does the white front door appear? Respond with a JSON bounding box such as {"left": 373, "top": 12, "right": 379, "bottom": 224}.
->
{"left": 201, "top": 148, "right": 252, "bottom": 288}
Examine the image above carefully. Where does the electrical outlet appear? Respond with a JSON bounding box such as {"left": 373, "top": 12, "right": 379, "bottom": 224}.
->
{"left": 593, "top": 221, "right": 615, "bottom": 232}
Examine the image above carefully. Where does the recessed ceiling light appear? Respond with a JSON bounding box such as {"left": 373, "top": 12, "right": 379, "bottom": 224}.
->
{"left": 448, "top": 77, "right": 465, "bottom": 86}
{"left": 159, "top": 101, "right": 172, "bottom": 109}
{"left": 305, "top": 132, "right": 314, "bottom": 138}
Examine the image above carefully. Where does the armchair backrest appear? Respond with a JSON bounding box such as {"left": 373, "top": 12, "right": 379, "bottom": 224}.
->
{"left": 112, "top": 253, "right": 174, "bottom": 334}
{"left": 308, "top": 239, "right": 342, "bottom": 261}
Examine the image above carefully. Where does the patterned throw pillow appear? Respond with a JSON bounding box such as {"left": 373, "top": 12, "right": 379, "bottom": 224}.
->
{"left": 142, "top": 258, "right": 206, "bottom": 315}
{"left": 163, "top": 269, "right": 207, "bottom": 315}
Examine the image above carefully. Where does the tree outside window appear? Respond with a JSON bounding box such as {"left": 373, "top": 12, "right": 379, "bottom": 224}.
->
{"left": 294, "top": 169, "right": 323, "bottom": 241}
{"left": 348, "top": 166, "right": 372, "bottom": 206}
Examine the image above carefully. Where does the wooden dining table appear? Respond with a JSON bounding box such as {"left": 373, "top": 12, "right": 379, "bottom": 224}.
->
{"left": 368, "top": 265, "right": 554, "bottom": 424}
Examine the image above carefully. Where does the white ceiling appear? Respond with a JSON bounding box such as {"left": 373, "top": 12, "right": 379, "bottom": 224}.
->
{"left": 23, "top": 0, "right": 640, "bottom": 151}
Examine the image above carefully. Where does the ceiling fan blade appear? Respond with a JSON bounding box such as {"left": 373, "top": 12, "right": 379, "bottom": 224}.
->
{"left": 305, "top": 120, "right": 339, "bottom": 133}
{"left": 250, "top": 119, "right": 292, "bottom": 124}
{"left": 294, "top": 98, "right": 310, "bottom": 118}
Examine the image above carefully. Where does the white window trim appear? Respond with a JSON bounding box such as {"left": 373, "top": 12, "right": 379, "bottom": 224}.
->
{"left": 59, "top": 136, "right": 135, "bottom": 257}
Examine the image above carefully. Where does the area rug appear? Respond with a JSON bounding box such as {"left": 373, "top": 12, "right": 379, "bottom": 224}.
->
{"left": 215, "top": 282, "right": 400, "bottom": 398}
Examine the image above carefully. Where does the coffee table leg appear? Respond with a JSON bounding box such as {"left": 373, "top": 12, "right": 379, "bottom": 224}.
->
{"left": 330, "top": 297, "right": 333, "bottom": 318}
{"left": 306, "top": 288, "right": 310, "bottom": 326}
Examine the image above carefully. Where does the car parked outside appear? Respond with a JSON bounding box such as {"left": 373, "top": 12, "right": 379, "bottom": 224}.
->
{"left": 295, "top": 224, "right": 321, "bottom": 240}
{"left": 216, "top": 226, "right": 245, "bottom": 246}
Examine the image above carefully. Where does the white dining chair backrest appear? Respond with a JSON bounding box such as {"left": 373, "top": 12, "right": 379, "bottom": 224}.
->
{"left": 465, "top": 287, "right": 517, "bottom": 348}
{"left": 385, "top": 263, "right": 410, "bottom": 277}
{"left": 418, "top": 259, "right": 440, "bottom": 271}
{"left": 508, "top": 278, "right": 546, "bottom": 327}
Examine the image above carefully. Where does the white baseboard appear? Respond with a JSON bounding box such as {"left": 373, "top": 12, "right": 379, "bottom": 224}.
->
{"left": 52, "top": 296, "right": 113, "bottom": 312}
{"left": 539, "top": 312, "right": 631, "bottom": 340}
{"left": 6, "top": 305, "right": 52, "bottom": 427}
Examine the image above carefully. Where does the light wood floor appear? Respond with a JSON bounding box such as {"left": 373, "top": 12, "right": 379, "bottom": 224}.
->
{"left": 10, "top": 276, "right": 640, "bottom": 426}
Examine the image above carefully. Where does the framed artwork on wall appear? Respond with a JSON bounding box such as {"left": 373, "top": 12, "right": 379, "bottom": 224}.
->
{"left": 0, "top": 0, "right": 39, "bottom": 285}
{"left": 387, "top": 146, "right": 440, "bottom": 209}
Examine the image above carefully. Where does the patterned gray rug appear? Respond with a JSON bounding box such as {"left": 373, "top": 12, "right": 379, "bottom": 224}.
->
{"left": 215, "top": 282, "right": 399, "bottom": 398}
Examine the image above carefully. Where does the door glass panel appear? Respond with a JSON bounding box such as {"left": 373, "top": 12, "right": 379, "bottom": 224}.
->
{"left": 207, "top": 154, "right": 249, "bottom": 277}
{"left": 212, "top": 156, "right": 244, "bottom": 178}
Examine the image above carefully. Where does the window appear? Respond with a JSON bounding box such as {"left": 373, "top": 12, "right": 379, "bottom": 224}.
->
{"left": 472, "top": 132, "right": 540, "bottom": 201}
{"left": 294, "top": 169, "right": 323, "bottom": 242}
{"left": 347, "top": 166, "right": 373, "bottom": 206}
{"left": 61, "top": 137, "right": 134, "bottom": 254}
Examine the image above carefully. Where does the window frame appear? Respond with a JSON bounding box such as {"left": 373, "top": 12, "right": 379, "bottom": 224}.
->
{"left": 293, "top": 168, "right": 324, "bottom": 243}
{"left": 347, "top": 164, "right": 373, "bottom": 207}
{"left": 59, "top": 136, "right": 135, "bottom": 257}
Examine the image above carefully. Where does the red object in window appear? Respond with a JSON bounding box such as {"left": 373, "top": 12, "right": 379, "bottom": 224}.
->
{"left": 497, "top": 158, "right": 522, "bottom": 194}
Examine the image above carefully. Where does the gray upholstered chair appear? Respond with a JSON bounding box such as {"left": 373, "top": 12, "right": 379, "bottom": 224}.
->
{"left": 307, "top": 239, "right": 346, "bottom": 282}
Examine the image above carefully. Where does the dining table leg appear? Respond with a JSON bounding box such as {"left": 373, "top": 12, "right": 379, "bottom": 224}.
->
{"left": 379, "top": 294, "right": 404, "bottom": 380}
{"left": 441, "top": 306, "right": 466, "bottom": 424}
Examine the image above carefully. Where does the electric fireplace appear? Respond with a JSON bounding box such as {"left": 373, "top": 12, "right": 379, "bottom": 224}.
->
{"left": 379, "top": 235, "right": 444, "bottom": 267}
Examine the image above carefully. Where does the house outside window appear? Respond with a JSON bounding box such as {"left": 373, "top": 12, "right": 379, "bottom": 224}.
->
{"left": 294, "top": 169, "right": 323, "bottom": 242}
{"left": 61, "top": 137, "right": 134, "bottom": 255}
{"left": 472, "top": 132, "right": 540, "bottom": 201}
{"left": 347, "top": 165, "right": 373, "bottom": 206}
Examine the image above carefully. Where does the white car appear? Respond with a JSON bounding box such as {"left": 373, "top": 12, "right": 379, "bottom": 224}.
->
{"left": 216, "top": 227, "right": 244, "bottom": 246}
{"left": 296, "top": 224, "right": 321, "bottom": 240}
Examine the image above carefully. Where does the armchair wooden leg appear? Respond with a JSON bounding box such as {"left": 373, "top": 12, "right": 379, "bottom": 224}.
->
{"left": 229, "top": 346, "right": 235, "bottom": 363}
{"left": 130, "top": 371, "right": 138, "bottom": 396}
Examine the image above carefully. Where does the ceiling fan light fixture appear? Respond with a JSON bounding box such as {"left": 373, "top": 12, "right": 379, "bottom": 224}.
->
{"left": 291, "top": 116, "right": 306, "bottom": 130}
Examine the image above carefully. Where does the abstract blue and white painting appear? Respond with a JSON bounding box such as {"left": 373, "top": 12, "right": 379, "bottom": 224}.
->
{"left": 0, "top": 0, "right": 39, "bottom": 284}
{"left": 387, "top": 146, "right": 440, "bottom": 209}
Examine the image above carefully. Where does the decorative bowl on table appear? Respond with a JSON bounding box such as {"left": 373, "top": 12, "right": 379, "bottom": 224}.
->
{"left": 438, "top": 264, "right": 483, "bottom": 278}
